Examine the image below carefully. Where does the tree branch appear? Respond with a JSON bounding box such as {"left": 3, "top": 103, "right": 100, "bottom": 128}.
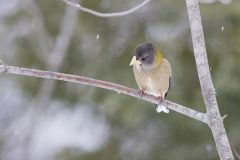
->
{"left": 186, "top": 0, "right": 234, "bottom": 159}
{"left": 0, "top": 64, "right": 208, "bottom": 124}
{"left": 62, "top": 0, "right": 151, "bottom": 17}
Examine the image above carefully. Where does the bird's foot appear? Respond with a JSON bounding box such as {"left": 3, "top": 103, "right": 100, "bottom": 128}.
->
{"left": 137, "top": 89, "right": 145, "bottom": 99}
{"left": 156, "top": 97, "right": 169, "bottom": 113}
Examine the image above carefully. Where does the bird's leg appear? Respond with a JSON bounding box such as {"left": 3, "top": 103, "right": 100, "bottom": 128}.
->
{"left": 156, "top": 96, "right": 169, "bottom": 113}
{"left": 156, "top": 96, "right": 164, "bottom": 108}
{"left": 157, "top": 96, "right": 164, "bottom": 104}
{"left": 137, "top": 89, "right": 145, "bottom": 99}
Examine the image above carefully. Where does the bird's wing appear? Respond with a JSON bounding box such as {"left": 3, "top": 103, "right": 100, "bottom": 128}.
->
{"left": 165, "top": 77, "right": 171, "bottom": 98}
{"left": 132, "top": 58, "right": 172, "bottom": 98}
{"left": 151, "top": 58, "right": 172, "bottom": 97}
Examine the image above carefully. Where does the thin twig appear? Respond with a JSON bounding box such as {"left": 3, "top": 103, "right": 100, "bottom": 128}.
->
{"left": 186, "top": 0, "right": 234, "bottom": 159}
{"left": 0, "top": 64, "right": 208, "bottom": 124}
{"left": 62, "top": 0, "right": 151, "bottom": 17}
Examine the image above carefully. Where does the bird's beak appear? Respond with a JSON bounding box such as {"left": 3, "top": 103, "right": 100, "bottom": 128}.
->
{"left": 129, "top": 56, "right": 141, "bottom": 66}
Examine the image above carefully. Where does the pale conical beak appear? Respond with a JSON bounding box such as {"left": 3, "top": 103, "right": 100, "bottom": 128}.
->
{"left": 129, "top": 56, "right": 141, "bottom": 66}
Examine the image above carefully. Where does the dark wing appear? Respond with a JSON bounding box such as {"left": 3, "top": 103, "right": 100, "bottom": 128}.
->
{"left": 164, "top": 77, "right": 171, "bottom": 98}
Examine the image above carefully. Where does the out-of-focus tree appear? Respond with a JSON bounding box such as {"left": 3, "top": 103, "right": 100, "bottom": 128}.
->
{"left": 0, "top": 0, "right": 240, "bottom": 160}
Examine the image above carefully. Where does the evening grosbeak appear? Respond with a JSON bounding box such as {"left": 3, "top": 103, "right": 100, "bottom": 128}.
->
{"left": 129, "top": 42, "right": 172, "bottom": 113}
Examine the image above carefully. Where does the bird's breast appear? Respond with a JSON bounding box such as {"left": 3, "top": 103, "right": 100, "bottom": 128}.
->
{"left": 145, "top": 77, "right": 161, "bottom": 97}
{"left": 133, "top": 60, "right": 171, "bottom": 97}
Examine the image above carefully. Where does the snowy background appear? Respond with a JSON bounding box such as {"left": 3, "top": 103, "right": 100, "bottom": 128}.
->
{"left": 0, "top": 0, "right": 240, "bottom": 160}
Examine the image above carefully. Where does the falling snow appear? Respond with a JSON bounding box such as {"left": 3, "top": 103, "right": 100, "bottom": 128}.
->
{"left": 96, "top": 34, "right": 100, "bottom": 39}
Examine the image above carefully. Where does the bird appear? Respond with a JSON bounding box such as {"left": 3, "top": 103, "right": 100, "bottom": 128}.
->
{"left": 129, "top": 42, "right": 172, "bottom": 113}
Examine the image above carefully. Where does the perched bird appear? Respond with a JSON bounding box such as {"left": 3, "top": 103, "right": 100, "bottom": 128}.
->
{"left": 129, "top": 42, "right": 172, "bottom": 113}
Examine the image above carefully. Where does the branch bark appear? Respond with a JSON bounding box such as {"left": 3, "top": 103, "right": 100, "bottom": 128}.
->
{"left": 0, "top": 64, "right": 208, "bottom": 124}
{"left": 186, "top": 0, "right": 234, "bottom": 159}
{"left": 62, "top": 0, "right": 151, "bottom": 17}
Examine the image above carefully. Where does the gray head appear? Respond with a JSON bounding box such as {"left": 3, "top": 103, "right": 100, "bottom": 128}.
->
{"left": 133, "top": 42, "right": 155, "bottom": 66}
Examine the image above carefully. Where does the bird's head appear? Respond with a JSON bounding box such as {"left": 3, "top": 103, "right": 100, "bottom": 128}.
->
{"left": 129, "top": 42, "right": 163, "bottom": 69}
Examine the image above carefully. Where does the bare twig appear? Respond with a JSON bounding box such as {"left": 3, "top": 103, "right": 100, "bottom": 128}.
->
{"left": 186, "top": 0, "right": 234, "bottom": 159}
{"left": 0, "top": 64, "right": 208, "bottom": 124}
{"left": 62, "top": 0, "right": 151, "bottom": 17}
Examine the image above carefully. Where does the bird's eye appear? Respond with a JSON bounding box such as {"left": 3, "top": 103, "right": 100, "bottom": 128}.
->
{"left": 141, "top": 57, "right": 146, "bottom": 61}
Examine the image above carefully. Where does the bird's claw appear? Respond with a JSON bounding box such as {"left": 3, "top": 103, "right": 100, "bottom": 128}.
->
{"left": 137, "top": 89, "right": 145, "bottom": 99}
{"left": 157, "top": 96, "right": 164, "bottom": 103}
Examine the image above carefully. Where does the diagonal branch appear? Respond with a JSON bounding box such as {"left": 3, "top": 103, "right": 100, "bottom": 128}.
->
{"left": 186, "top": 0, "right": 234, "bottom": 159}
{"left": 0, "top": 64, "right": 208, "bottom": 124}
{"left": 62, "top": 0, "right": 151, "bottom": 17}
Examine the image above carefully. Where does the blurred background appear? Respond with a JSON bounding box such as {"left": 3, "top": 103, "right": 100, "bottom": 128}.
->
{"left": 0, "top": 0, "right": 239, "bottom": 159}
